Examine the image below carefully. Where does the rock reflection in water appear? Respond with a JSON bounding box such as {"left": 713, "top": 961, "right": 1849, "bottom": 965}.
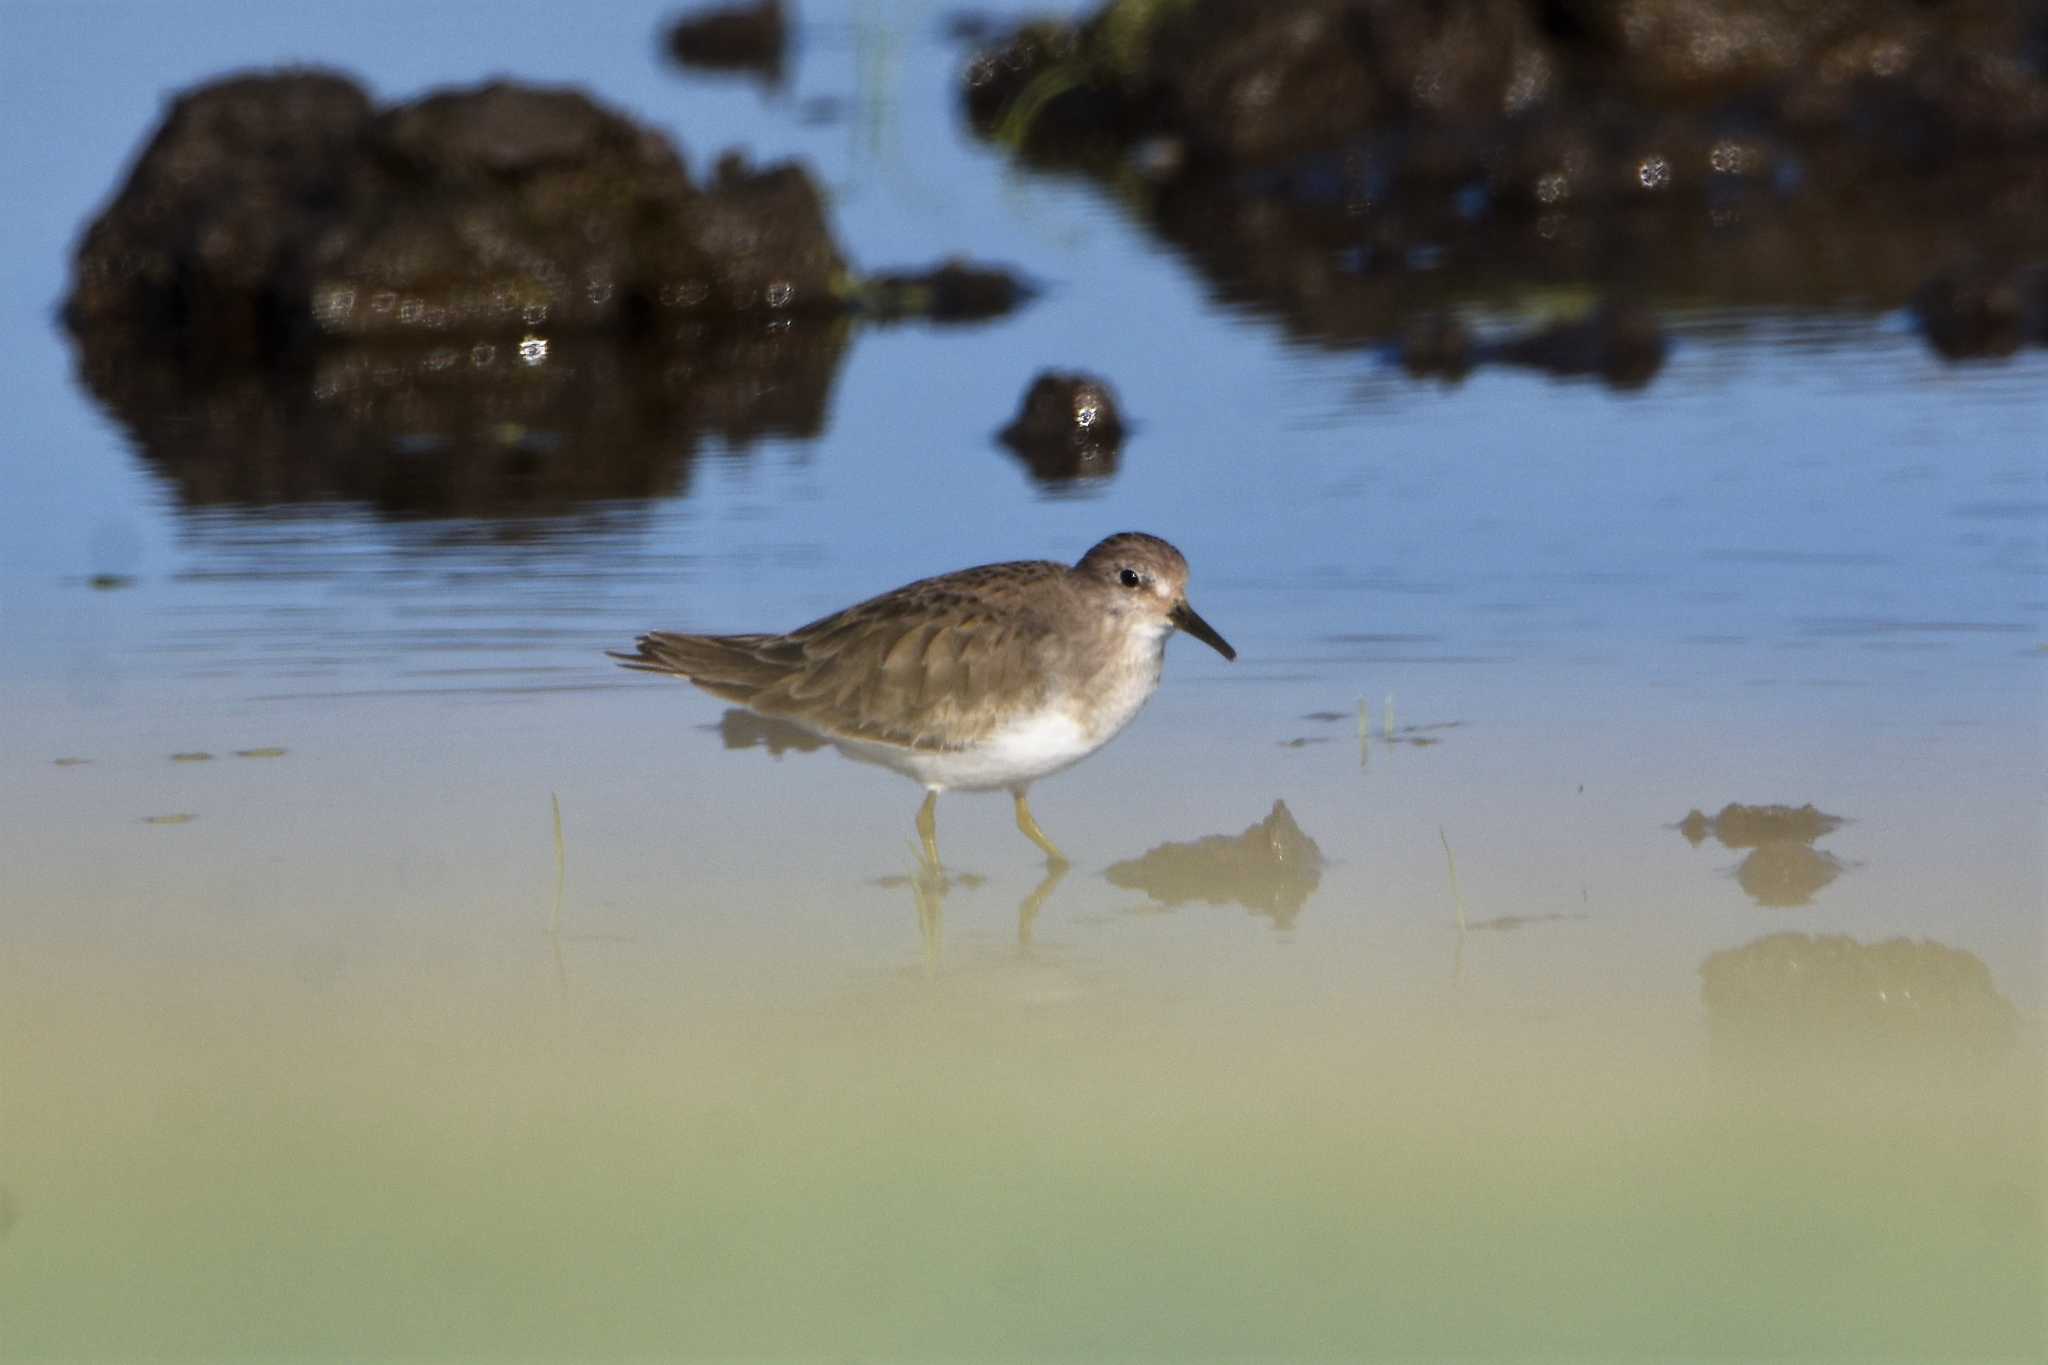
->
{"left": 1492, "top": 302, "right": 1669, "bottom": 391}
{"left": 860, "top": 260, "right": 1036, "bottom": 324}
{"left": 1734, "top": 842, "right": 1844, "bottom": 908}
{"left": 1106, "top": 800, "right": 1324, "bottom": 929}
{"left": 74, "top": 325, "right": 849, "bottom": 517}
{"left": 1678, "top": 802, "right": 1847, "bottom": 908}
{"left": 1701, "top": 932, "right": 2018, "bottom": 1064}
{"left": 1402, "top": 302, "right": 1669, "bottom": 389}
{"left": 1915, "top": 262, "right": 2048, "bottom": 361}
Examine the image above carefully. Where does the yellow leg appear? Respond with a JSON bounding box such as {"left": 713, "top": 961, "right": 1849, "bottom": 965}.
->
{"left": 1012, "top": 789, "right": 1069, "bottom": 866}
{"left": 915, "top": 790, "right": 941, "bottom": 870}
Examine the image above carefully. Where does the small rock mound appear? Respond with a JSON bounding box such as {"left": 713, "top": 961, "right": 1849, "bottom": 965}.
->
{"left": 997, "top": 371, "right": 1127, "bottom": 487}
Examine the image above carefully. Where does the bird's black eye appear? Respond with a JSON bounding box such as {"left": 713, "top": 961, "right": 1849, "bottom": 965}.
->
{"left": 1118, "top": 567, "right": 1142, "bottom": 588}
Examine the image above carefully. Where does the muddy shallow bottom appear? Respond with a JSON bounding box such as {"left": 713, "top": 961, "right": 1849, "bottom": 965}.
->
{"left": 4, "top": 637, "right": 2042, "bottom": 1358}
{"left": 7, "top": 961, "right": 2040, "bottom": 1359}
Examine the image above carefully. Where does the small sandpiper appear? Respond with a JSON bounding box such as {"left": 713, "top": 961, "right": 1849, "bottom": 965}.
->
{"left": 611, "top": 532, "right": 1235, "bottom": 866}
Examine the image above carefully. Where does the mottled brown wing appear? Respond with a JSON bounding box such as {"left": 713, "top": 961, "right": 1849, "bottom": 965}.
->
{"left": 612, "top": 560, "right": 1068, "bottom": 750}
{"left": 609, "top": 631, "right": 806, "bottom": 709}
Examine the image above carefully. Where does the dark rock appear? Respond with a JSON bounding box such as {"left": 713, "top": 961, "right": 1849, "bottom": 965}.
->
{"left": 655, "top": 152, "right": 849, "bottom": 321}
{"left": 1001, "top": 370, "right": 1124, "bottom": 445}
{"left": 1140, "top": 2, "right": 1391, "bottom": 166}
{"left": 378, "top": 81, "right": 634, "bottom": 178}
{"left": 860, "top": 259, "right": 1033, "bottom": 322}
{"left": 958, "top": 0, "right": 2048, "bottom": 385}
{"left": 1146, "top": 0, "right": 1557, "bottom": 164}
{"left": 67, "top": 71, "right": 849, "bottom": 352}
{"left": 63, "top": 71, "right": 871, "bottom": 519}
{"left": 997, "top": 371, "right": 1125, "bottom": 487}
{"left": 1548, "top": 0, "right": 1895, "bottom": 103}
{"left": 1701, "top": 931, "right": 2017, "bottom": 1060}
{"left": 666, "top": 0, "right": 788, "bottom": 81}
{"left": 1106, "top": 800, "right": 1325, "bottom": 928}
{"left": 65, "top": 71, "right": 377, "bottom": 360}
{"left": 960, "top": 21, "right": 1105, "bottom": 152}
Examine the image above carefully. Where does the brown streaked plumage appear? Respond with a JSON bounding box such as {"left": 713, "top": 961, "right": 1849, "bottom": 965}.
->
{"left": 611, "top": 532, "right": 1235, "bottom": 865}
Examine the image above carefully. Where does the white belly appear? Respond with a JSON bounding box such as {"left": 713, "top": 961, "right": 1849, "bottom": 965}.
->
{"left": 830, "top": 706, "right": 1103, "bottom": 791}
{"left": 830, "top": 627, "right": 1168, "bottom": 793}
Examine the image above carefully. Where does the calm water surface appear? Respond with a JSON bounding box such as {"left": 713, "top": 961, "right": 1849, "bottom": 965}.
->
{"left": 1, "top": 4, "right": 2042, "bottom": 1360}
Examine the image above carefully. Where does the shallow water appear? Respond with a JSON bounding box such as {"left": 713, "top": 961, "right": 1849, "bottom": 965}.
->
{"left": 2, "top": 4, "right": 2043, "bottom": 1360}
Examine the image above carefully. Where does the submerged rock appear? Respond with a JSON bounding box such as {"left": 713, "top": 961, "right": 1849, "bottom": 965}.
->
{"left": 1106, "top": 800, "right": 1325, "bottom": 928}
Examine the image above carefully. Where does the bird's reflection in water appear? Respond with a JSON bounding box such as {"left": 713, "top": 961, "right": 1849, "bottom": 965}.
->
{"left": 874, "top": 802, "right": 1323, "bottom": 971}
{"left": 713, "top": 708, "right": 828, "bottom": 757}
{"left": 1677, "top": 802, "right": 1849, "bottom": 907}
{"left": 716, "top": 705, "right": 1074, "bottom": 970}
{"left": 878, "top": 862, "right": 1070, "bottom": 973}
{"left": 1105, "top": 800, "right": 1324, "bottom": 929}
{"left": 708, "top": 723, "right": 1320, "bottom": 957}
